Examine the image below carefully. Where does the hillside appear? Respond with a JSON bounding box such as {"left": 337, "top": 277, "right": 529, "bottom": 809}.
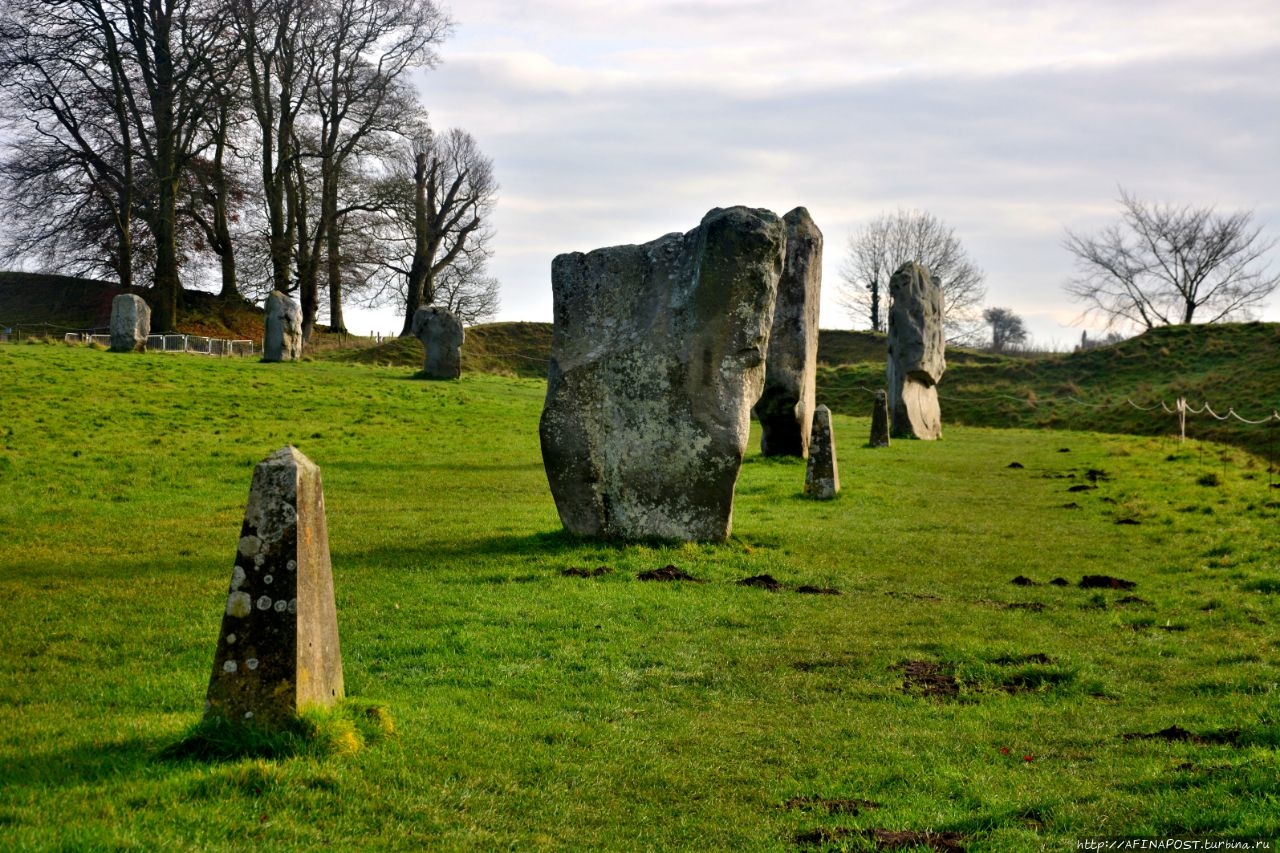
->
{"left": 4, "top": 270, "right": 1277, "bottom": 460}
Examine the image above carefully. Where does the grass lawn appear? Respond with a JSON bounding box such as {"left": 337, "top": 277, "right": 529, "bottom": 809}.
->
{"left": 1, "top": 342, "right": 1278, "bottom": 851}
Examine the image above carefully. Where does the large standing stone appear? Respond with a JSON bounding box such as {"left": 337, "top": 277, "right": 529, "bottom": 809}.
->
{"left": 755, "top": 207, "right": 822, "bottom": 457}
{"left": 540, "top": 206, "right": 786, "bottom": 542}
{"left": 263, "top": 290, "right": 303, "bottom": 362}
{"left": 804, "top": 405, "right": 839, "bottom": 499}
{"left": 109, "top": 294, "right": 150, "bottom": 352}
{"left": 870, "top": 389, "right": 891, "bottom": 447}
{"left": 411, "top": 306, "right": 465, "bottom": 379}
{"left": 205, "top": 446, "right": 343, "bottom": 727}
{"left": 886, "top": 262, "right": 945, "bottom": 440}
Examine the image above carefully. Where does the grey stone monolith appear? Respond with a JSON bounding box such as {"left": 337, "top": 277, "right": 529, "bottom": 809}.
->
{"left": 411, "top": 306, "right": 465, "bottom": 379}
{"left": 540, "top": 206, "right": 786, "bottom": 542}
{"left": 804, "top": 405, "right": 839, "bottom": 499}
{"left": 755, "top": 207, "right": 823, "bottom": 457}
{"left": 263, "top": 291, "right": 303, "bottom": 362}
{"left": 870, "top": 389, "right": 891, "bottom": 447}
{"left": 109, "top": 294, "right": 150, "bottom": 352}
{"left": 886, "top": 262, "right": 945, "bottom": 439}
{"left": 204, "top": 446, "right": 343, "bottom": 727}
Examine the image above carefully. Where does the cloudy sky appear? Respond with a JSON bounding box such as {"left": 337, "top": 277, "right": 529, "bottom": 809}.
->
{"left": 339, "top": 0, "right": 1280, "bottom": 346}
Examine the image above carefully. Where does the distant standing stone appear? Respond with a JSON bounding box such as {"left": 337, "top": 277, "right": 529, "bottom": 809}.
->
{"left": 804, "top": 405, "right": 839, "bottom": 499}
{"left": 540, "top": 206, "right": 786, "bottom": 542}
{"left": 411, "top": 306, "right": 465, "bottom": 379}
{"left": 263, "top": 290, "right": 303, "bottom": 362}
{"left": 756, "top": 207, "right": 822, "bottom": 458}
{"left": 870, "top": 389, "right": 891, "bottom": 447}
{"left": 109, "top": 294, "right": 150, "bottom": 352}
{"left": 204, "top": 446, "right": 344, "bottom": 727}
{"left": 886, "top": 262, "right": 945, "bottom": 439}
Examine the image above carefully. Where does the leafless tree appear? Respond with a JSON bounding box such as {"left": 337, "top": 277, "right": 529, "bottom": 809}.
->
{"left": 838, "top": 208, "right": 987, "bottom": 343}
{"left": 983, "top": 306, "right": 1027, "bottom": 353}
{"left": 1064, "top": 188, "right": 1280, "bottom": 331}
{"left": 366, "top": 126, "right": 497, "bottom": 334}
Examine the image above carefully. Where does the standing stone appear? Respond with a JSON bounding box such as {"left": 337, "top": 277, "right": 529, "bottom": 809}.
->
{"left": 109, "top": 294, "right": 150, "bottom": 352}
{"left": 205, "top": 446, "right": 343, "bottom": 727}
{"left": 886, "top": 262, "right": 945, "bottom": 439}
{"left": 804, "top": 405, "right": 839, "bottom": 499}
{"left": 263, "top": 290, "right": 303, "bottom": 362}
{"left": 755, "top": 207, "right": 823, "bottom": 457}
{"left": 870, "top": 389, "right": 891, "bottom": 447}
{"left": 540, "top": 206, "right": 786, "bottom": 542}
{"left": 411, "top": 306, "right": 465, "bottom": 379}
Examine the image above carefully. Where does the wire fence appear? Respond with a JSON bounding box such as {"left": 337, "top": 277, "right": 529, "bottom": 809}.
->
{"left": 54, "top": 331, "right": 256, "bottom": 356}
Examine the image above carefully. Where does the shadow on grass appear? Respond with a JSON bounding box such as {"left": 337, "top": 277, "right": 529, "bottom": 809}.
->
{"left": 1, "top": 736, "right": 167, "bottom": 789}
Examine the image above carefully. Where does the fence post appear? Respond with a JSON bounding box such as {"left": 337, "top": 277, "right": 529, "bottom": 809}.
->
{"left": 1177, "top": 397, "right": 1187, "bottom": 443}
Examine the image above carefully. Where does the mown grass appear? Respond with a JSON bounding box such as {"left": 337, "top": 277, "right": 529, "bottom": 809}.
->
{"left": 1, "top": 341, "right": 1279, "bottom": 850}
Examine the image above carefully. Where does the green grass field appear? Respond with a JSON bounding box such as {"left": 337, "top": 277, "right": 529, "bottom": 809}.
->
{"left": 1, "top": 341, "right": 1278, "bottom": 851}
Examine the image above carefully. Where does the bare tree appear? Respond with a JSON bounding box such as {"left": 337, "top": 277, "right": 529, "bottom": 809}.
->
{"left": 367, "top": 126, "right": 497, "bottom": 334}
{"left": 432, "top": 252, "right": 500, "bottom": 325}
{"left": 983, "top": 306, "right": 1027, "bottom": 353}
{"left": 1064, "top": 188, "right": 1280, "bottom": 331}
{"left": 838, "top": 208, "right": 987, "bottom": 343}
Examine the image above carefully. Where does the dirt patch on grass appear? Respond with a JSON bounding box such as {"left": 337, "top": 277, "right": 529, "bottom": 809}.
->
{"left": 978, "top": 599, "right": 1047, "bottom": 612}
{"left": 796, "top": 585, "right": 842, "bottom": 595}
{"left": 1122, "top": 725, "right": 1243, "bottom": 746}
{"left": 1116, "top": 595, "right": 1150, "bottom": 605}
{"left": 562, "top": 566, "right": 613, "bottom": 578}
{"left": 1006, "top": 461, "right": 1024, "bottom": 469}
{"left": 637, "top": 564, "right": 702, "bottom": 582}
{"left": 737, "top": 574, "right": 782, "bottom": 591}
{"left": 1049, "top": 577, "right": 1070, "bottom": 586}
{"left": 897, "top": 660, "right": 959, "bottom": 698}
{"left": 1011, "top": 575, "right": 1038, "bottom": 586}
{"left": 886, "top": 591, "right": 942, "bottom": 602}
{"left": 1079, "top": 575, "right": 1136, "bottom": 590}
{"left": 1067, "top": 484, "right": 1095, "bottom": 493}
{"left": 795, "top": 827, "right": 966, "bottom": 851}
{"left": 1062, "top": 502, "right": 1082, "bottom": 510}
{"left": 1115, "top": 517, "right": 1142, "bottom": 525}
{"left": 783, "top": 795, "right": 881, "bottom": 814}
{"left": 992, "top": 653, "right": 1054, "bottom": 665}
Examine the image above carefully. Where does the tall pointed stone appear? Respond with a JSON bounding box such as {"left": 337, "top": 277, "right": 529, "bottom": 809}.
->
{"left": 540, "top": 206, "right": 785, "bottom": 542}
{"left": 205, "top": 446, "right": 343, "bottom": 727}
{"left": 804, "top": 405, "right": 839, "bottom": 499}
{"left": 756, "top": 207, "right": 822, "bottom": 457}
{"left": 263, "top": 291, "right": 303, "bottom": 362}
{"left": 109, "top": 294, "right": 150, "bottom": 352}
{"left": 886, "top": 262, "right": 945, "bottom": 440}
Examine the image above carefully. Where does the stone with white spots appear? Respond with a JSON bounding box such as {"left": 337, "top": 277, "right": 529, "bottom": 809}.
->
{"left": 540, "top": 206, "right": 786, "bottom": 542}
{"left": 804, "top": 405, "right": 840, "bottom": 500}
{"left": 204, "top": 446, "right": 344, "bottom": 727}
{"left": 263, "top": 290, "right": 303, "bottom": 362}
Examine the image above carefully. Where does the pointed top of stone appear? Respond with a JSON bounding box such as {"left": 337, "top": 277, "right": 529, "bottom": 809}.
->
{"left": 263, "top": 445, "right": 313, "bottom": 470}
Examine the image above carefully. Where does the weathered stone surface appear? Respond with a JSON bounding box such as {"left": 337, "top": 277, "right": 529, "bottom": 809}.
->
{"left": 109, "top": 294, "right": 150, "bottom": 352}
{"left": 540, "top": 206, "right": 786, "bottom": 542}
{"left": 886, "top": 262, "right": 945, "bottom": 439}
{"left": 411, "top": 306, "right": 465, "bottom": 379}
{"left": 263, "top": 291, "right": 303, "bottom": 362}
{"left": 870, "top": 389, "right": 891, "bottom": 447}
{"left": 755, "top": 207, "right": 822, "bottom": 457}
{"left": 804, "top": 405, "right": 839, "bottom": 499}
{"left": 205, "top": 446, "right": 343, "bottom": 727}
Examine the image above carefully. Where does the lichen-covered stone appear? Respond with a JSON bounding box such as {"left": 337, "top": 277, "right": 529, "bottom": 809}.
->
{"left": 540, "top": 206, "right": 786, "bottom": 542}
{"left": 804, "top": 405, "right": 839, "bottom": 499}
{"left": 204, "top": 446, "right": 343, "bottom": 727}
{"left": 411, "top": 306, "right": 465, "bottom": 379}
{"left": 109, "top": 294, "right": 150, "bottom": 352}
{"left": 886, "top": 262, "right": 945, "bottom": 440}
{"left": 263, "top": 291, "right": 302, "bottom": 362}
{"left": 870, "top": 389, "right": 891, "bottom": 447}
{"left": 755, "top": 207, "right": 822, "bottom": 457}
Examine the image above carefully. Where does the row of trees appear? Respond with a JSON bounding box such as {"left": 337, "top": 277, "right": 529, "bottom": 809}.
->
{"left": 0, "top": 0, "right": 498, "bottom": 337}
{"left": 839, "top": 191, "right": 1278, "bottom": 351}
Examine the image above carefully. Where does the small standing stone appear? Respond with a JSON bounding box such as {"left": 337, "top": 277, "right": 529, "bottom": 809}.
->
{"left": 756, "top": 207, "right": 822, "bottom": 458}
{"left": 204, "top": 446, "right": 343, "bottom": 727}
{"left": 804, "top": 405, "right": 839, "bottom": 499}
{"left": 411, "top": 306, "right": 465, "bottom": 379}
{"left": 886, "top": 262, "right": 945, "bottom": 439}
{"left": 263, "top": 290, "right": 303, "bottom": 362}
{"left": 109, "top": 294, "right": 150, "bottom": 352}
{"left": 870, "top": 389, "right": 891, "bottom": 447}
